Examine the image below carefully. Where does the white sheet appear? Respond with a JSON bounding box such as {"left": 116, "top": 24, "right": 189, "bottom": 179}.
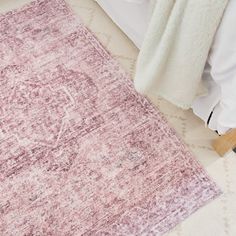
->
{"left": 96, "top": 0, "right": 149, "bottom": 48}
{"left": 192, "top": 0, "right": 236, "bottom": 134}
{"left": 96, "top": 0, "right": 236, "bottom": 134}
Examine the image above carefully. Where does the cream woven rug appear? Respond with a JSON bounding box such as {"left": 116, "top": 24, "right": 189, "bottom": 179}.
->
{"left": 0, "top": 0, "right": 235, "bottom": 235}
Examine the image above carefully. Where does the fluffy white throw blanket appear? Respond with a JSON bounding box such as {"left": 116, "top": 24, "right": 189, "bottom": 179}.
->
{"left": 134, "top": 0, "right": 228, "bottom": 109}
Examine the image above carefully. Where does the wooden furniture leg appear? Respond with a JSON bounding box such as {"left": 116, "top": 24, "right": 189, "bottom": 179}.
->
{"left": 212, "top": 128, "right": 236, "bottom": 157}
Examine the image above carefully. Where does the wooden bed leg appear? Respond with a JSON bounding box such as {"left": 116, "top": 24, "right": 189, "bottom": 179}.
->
{"left": 212, "top": 129, "right": 236, "bottom": 157}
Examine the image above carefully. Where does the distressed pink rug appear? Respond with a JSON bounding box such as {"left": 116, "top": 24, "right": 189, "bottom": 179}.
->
{"left": 0, "top": 0, "right": 221, "bottom": 235}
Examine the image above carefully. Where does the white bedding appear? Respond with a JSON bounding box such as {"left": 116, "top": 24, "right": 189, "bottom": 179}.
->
{"left": 192, "top": 0, "right": 236, "bottom": 134}
{"left": 96, "top": 0, "right": 236, "bottom": 134}
{"left": 96, "top": 0, "right": 149, "bottom": 48}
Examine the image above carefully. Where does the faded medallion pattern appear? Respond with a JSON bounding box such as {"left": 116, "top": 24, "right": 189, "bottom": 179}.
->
{"left": 0, "top": 0, "right": 221, "bottom": 235}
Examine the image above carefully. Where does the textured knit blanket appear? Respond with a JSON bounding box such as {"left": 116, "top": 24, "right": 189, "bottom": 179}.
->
{"left": 134, "top": 0, "right": 228, "bottom": 109}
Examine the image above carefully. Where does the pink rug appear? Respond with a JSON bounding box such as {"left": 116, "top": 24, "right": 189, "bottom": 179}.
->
{"left": 0, "top": 0, "right": 221, "bottom": 235}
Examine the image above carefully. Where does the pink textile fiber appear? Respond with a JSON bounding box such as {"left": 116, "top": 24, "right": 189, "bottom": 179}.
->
{"left": 0, "top": 0, "right": 221, "bottom": 235}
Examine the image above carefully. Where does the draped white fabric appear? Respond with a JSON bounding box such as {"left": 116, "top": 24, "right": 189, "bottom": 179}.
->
{"left": 134, "top": 0, "right": 228, "bottom": 109}
{"left": 95, "top": 0, "right": 149, "bottom": 48}
{"left": 96, "top": 0, "right": 236, "bottom": 134}
{"left": 192, "top": 0, "right": 236, "bottom": 134}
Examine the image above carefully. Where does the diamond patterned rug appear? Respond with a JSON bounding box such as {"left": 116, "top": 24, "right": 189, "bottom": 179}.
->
{"left": 0, "top": 0, "right": 221, "bottom": 235}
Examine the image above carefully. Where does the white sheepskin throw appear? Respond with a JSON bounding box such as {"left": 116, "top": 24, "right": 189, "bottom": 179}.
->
{"left": 134, "top": 0, "right": 228, "bottom": 109}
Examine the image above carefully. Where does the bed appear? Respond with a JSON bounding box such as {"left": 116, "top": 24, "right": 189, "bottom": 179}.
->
{"left": 96, "top": 0, "right": 236, "bottom": 136}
